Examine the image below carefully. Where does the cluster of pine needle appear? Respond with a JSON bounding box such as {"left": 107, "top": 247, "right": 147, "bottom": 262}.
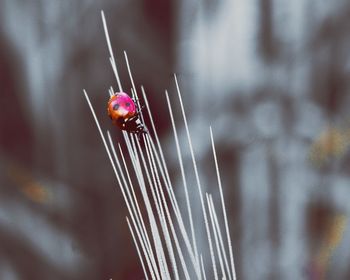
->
{"left": 83, "top": 11, "right": 237, "bottom": 280}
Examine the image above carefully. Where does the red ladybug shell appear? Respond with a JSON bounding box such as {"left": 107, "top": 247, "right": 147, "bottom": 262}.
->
{"left": 107, "top": 92, "right": 137, "bottom": 123}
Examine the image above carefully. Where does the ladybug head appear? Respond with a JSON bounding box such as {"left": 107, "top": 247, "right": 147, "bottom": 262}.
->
{"left": 107, "top": 92, "right": 137, "bottom": 121}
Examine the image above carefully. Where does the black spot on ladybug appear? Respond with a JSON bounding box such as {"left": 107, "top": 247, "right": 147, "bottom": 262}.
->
{"left": 125, "top": 102, "right": 130, "bottom": 107}
{"left": 113, "top": 104, "right": 120, "bottom": 110}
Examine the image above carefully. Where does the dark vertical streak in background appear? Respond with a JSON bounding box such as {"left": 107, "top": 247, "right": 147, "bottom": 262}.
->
{"left": 258, "top": 0, "right": 277, "bottom": 62}
{"left": 267, "top": 142, "right": 280, "bottom": 280}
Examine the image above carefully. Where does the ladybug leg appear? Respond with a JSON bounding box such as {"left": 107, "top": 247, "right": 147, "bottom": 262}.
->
{"left": 135, "top": 105, "right": 145, "bottom": 115}
{"left": 135, "top": 126, "right": 148, "bottom": 141}
{"left": 123, "top": 115, "right": 147, "bottom": 136}
{"left": 131, "top": 97, "right": 145, "bottom": 114}
{"left": 127, "top": 115, "right": 138, "bottom": 122}
{"left": 133, "top": 117, "right": 148, "bottom": 135}
{"left": 115, "top": 118, "right": 126, "bottom": 128}
{"left": 131, "top": 98, "right": 139, "bottom": 107}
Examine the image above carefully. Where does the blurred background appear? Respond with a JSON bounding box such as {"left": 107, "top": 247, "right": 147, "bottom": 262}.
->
{"left": 1, "top": 0, "right": 350, "bottom": 279}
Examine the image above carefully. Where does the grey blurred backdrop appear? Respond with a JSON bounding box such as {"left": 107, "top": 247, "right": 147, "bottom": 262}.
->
{"left": 1, "top": 0, "right": 350, "bottom": 279}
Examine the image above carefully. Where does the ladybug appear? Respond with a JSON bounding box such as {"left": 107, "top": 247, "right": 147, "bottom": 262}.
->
{"left": 107, "top": 92, "right": 147, "bottom": 136}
